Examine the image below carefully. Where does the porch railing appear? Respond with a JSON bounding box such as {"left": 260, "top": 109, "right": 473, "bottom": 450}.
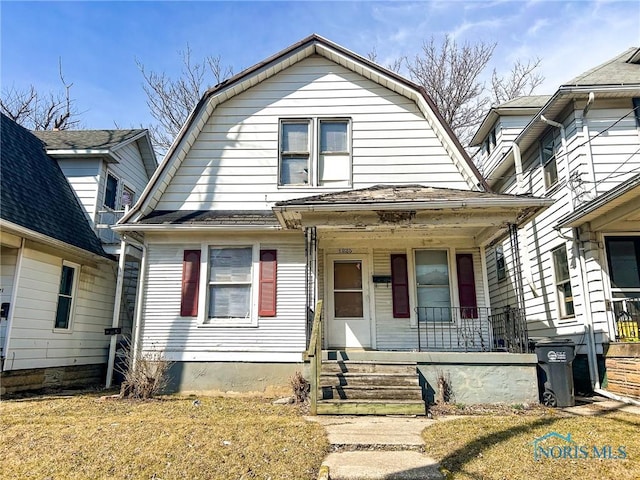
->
{"left": 96, "top": 209, "right": 125, "bottom": 244}
{"left": 609, "top": 298, "right": 640, "bottom": 342}
{"left": 304, "top": 300, "right": 323, "bottom": 415}
{"left": 415, "top": 306, "right": 528, "bottom": 353}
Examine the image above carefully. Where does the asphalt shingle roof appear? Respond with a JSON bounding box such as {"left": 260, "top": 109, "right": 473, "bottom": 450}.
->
{"left": 137, "top": 210, "right": 279, "bottom": 226}
{"left": 496, "top": 95, "right": 553, "bottom": 109}
{"left": 564, "top": 47, "right": 640, "bottom": 86}
{"left": 32, "top": 129, "right": 145, "bottom": 150}
{"left": 275, "top": 184, "right": 531, "bottom": 206}
{"left": 1, "top": 114, "right": 108, "bottom": 258}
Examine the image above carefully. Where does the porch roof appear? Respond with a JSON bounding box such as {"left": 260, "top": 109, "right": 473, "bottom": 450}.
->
{"left": 123, "top": 209, "right": 281, "bottom": 230}
{"left": 557, "top": 173, "right": 640, "bottom": 230}
{"left": 274, "top": 185, "right": 552, "bottom": 245}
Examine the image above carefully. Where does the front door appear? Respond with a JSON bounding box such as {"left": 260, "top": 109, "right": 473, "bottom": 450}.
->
{"left": 327, "top": 256, "right": 371, "bottom": 348}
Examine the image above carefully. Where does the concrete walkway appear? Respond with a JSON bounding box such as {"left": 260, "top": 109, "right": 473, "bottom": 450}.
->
{"left": 306, "top": 416, "right": 443, "bottom": 480}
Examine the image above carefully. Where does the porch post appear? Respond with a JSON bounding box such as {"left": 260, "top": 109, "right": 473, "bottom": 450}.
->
{"left": 106, "top": 237, "right": 127, "bottom": 388}
{"left": 508, "top": 223, "right": 526, "bottom": 313}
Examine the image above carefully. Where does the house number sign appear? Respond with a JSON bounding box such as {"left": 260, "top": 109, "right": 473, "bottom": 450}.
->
{"left": 338, "top": 248, "right": 353, "bottom": 254}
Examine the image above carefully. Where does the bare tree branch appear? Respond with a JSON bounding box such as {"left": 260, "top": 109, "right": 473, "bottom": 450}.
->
{"left": 366, "top": 47, "right": 404, "bottom": 73}
{"left": 137, "top": 44, "right": 233, "bottom": 155}
{"left": 491, "top": 58, "right": 544, "bottom": 105}
{"left": 0, "top": 58, "right": 79, "bottom": 130}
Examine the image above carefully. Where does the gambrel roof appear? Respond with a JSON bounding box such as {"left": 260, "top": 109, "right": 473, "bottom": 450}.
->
{"left": 120, "top": 34, "right": 487, "bottom": 226}
{"left": 0, "top": 114, "right": 109, "bottom": 259}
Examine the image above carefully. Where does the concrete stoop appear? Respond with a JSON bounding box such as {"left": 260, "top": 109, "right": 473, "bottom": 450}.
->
{"left": 307, "top": 416, "right": 444, "bottom": 480}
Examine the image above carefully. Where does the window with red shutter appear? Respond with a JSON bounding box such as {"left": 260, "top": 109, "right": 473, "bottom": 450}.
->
{"left": 391, "top": 254, "right": 410, "bottom": 318}
{"left": 456, "top": 254, "right": 478, "bottom": 319}
{"left": 180, "top": 250, "right": 201, "bottom": 317}
{"left": 259, "top": 250, "right": 277, "bottom": 317}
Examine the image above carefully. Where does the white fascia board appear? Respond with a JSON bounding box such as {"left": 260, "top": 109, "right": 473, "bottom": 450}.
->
{"left": 110, "top": 130, "right": 148, "bottom": 151}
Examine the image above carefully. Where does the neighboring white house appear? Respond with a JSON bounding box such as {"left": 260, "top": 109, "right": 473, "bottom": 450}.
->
{"left": 117, "top": 35, "right": 551, "bottom": 404}
{"left": 471, "top": 47, "right": 640, "bottom": 395}
{"left": 32, "top": 128, "right": 158, "bottom": 386}
{"left": 0, "top": 115, "right": 116, "bottom": 393}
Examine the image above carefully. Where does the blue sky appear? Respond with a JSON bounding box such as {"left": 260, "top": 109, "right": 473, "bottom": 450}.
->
{"left": 2, "top": 1, "right": 639, "bottom": 130}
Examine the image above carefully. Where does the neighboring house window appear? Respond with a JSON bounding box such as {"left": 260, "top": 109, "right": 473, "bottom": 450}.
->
{"left": 415, "top": 250, "right": 451, "bottom": 322}
{"left": 540, "top": 131, "right": 558, "bottom": 189}
{"left": 54, "top": 263, "right": 78, "bottom": 329}
{"left": 552, "top": 245, "right": 574, "bottom": 318}
{"left": 279, "top": 118, "right": 351, "bottom": 187}
{"left": 104, "top": 172, "right": 119, "bottom": 209}
{"left": 496, "top": 246, "right": 506, "bottom": 281}
{"left": 605, "top": 236, "right": 640, "bottom": 298}
{"left": 121, "top": 186, "right": 135, "bottom": 208}
{"left": 280, "top": 121, "right": 310, "bottom": 185}
{"left": 633, "top": 98, "right": 640, "bottom": 128}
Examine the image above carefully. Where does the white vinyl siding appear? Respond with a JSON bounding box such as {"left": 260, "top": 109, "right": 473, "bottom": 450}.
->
{"left": 156, "top": 56, "right": 471, "bottom": 211}
{"left": 140, "top": 237, "right": 307, "bottom": 360}
{"left": 3, "top": 247, "right": 115, "bottom": 370}
{"left": 56, "top": 158, "right": 101, "bottom": 226}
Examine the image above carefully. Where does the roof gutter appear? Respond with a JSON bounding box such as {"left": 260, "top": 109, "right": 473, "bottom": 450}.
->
{"left": 113, "top": 223, "right": 282, "bottom": 232}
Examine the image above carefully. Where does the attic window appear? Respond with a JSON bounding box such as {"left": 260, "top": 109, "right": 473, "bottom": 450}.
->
{"left": 280, "top": 121, "right": 310, "bottom": 185}
{"left": 104, "top": 172, "right": 118, "bottom": 209}
{"left": 540, "top": 131, "right": 558, "bottom": 189}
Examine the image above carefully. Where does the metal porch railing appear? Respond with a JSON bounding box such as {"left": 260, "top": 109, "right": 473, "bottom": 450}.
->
{"left": 415, "top": 306, "right": 528, "bottom": 353}
{"left": 609, "top": 298, "right": 640, "bottom": 342}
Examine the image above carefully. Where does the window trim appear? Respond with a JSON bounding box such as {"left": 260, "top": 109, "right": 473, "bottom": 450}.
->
{"left": 278, "top": 117, "right": 352, "bottom": 188}
{"left": 53, "top": 261, "right": 79, "bottom": 332}
{"left": 197, "top": 243, "right": 260, "bottom": 327}
{"left": 551, "top": 245, "right": 575, "bottom": 319}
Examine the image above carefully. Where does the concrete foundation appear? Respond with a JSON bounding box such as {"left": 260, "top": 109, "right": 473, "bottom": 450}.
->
{"left": 164, "top": 361, "right": 306, "bottom": 395}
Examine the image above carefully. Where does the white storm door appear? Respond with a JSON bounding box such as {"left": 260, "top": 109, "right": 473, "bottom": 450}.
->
{"left": 327, "top": 256, "right": 371, "bottom": 348}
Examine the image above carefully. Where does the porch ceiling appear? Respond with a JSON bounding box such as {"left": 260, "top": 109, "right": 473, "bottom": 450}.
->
{"left": 274, "top": 185, "right": 553, "bottom": 246}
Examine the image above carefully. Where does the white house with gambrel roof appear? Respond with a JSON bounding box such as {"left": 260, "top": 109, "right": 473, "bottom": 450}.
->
{"left": 117, "top": 35, "right": 552, "bottom": 411}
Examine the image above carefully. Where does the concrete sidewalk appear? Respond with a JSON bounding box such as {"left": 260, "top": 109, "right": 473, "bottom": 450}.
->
{"left": 306, "top": 416, "right": 443, "bottom": 480}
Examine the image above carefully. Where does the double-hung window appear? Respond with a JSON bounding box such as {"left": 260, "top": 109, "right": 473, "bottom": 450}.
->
{"left": 541, "top": 131, "right": 558, "bottom": 189}
{"left": 279, "top": 118, "right": 351, "bottom": 187}
{"left": 280, "top": 121, "right": 310, "bottom": 185}
{"left": 207, "top": 247, "right": 253, "bottom": 322}
{"left": 104, "top": 172, "right": 119, "bottom": 209}
{"left": 415, "top": 250, "right": 451, "bottom": 322}
{"left": 54, "top": 263, "right": 78, "bottom": 330}
{"left": 552, "top": 245, "right": 574, "bottom": 318}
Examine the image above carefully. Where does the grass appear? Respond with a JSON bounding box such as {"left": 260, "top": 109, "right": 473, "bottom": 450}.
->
{"left": 0, "top": 393, "right": 329, "bottom": 480}
{"left": 422, "top": 406, "right": 640, "bottom": 480}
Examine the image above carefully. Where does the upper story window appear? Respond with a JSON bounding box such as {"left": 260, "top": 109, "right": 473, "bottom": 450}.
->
{"left": 633, "top": 98, "right": 640, "bottom": 128}
{"left": 483, "top": 127, "right": 497, "bottom": 156}
{"left": 540, "top": 130, "right": 558, "bottom": 189}
{"left": 104, "top": 172, "right": 119, "bottom": 209}
{"left": 279, "top": 118, "right": 351, "bottom": 187}
{"left": 552, "top": 245, "right": 574, "bottom": 318}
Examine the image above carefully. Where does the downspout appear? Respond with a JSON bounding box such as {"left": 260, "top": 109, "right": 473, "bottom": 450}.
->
{"left": 540, "top": 115, "right": 572, "bottom": 207}
{"left": 512, "top": 143, "right": 524, "bottom": 194}
{"left": 105, "top": 235, "right": 128, "bottom": 388}
{"left": 576, "top": 228, "right": 601, "bottom": 390}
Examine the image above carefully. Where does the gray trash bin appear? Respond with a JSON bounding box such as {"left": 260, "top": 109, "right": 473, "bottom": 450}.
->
{"left": 535, "top": 338, "right": 575, "bottom": 407}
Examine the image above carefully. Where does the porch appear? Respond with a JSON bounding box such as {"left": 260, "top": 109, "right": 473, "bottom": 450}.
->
{"left": 306, "top": 302, "right": 539, "bottom": 415}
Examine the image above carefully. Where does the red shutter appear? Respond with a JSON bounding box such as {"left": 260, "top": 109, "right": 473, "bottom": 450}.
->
{"left": 259, "top": 250, "right": 277, "bottom": 317}
{"left": 180, "top": 250, "right": 201, "bottom": 317}
{"left": 456, "top": 254, "right": 478, "bottom": 319}
{"left": 391, "top": 254, "right": 410, "bottom": 318}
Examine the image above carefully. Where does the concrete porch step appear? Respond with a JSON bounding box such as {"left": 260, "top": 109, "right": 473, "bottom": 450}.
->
{"left": 322, "top": 385, "right": 423, "bottom": 400}
{"left": 317, "top": 399, "right": 426, "bottom": 415}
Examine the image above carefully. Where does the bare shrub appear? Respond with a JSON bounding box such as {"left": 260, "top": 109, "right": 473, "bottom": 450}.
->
{"left": 116, "top": 339, "right": 173, "bottom": 400}
{"left": 290, "top": 371, "right": 310, "bottom": 404}
{"left": 435, "top": 370, "right": 453, "bottom": 405}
